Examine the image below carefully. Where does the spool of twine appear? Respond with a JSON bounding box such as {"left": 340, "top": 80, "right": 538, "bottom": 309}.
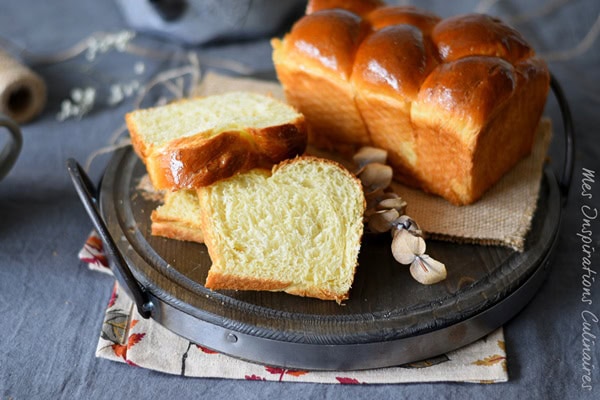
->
{"left": 0, "top": 48, "right": 46, "bottom": 124}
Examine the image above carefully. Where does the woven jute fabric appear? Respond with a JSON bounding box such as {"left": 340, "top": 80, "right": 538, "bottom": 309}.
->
{"left": 196, "top": 72, "right": 552, "bottom": 252}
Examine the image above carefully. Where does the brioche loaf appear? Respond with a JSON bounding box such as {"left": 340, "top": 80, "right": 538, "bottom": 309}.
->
{"left": 271, "top": 1, "right": 550, "bottom": 205}
{"left": 151, "top": 190, "right": 204, "bottom": 243}
{"left": 126, "top": 92, "right": 307, "bottom": 190}
{"left": 199, "top": 156, "right": 366, "bottom": 302}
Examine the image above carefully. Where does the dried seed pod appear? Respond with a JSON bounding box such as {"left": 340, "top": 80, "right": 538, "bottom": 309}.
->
{"left": 377, "top": 197, "right": 407, "bottom": 214}
{"left": 409, "top": 255, "right": 447, "bottom": 285}
{"left": 364, "top": 207, "right": 379, "bottom": 218}
{"left": 381, "top": 191, "right": 400, "bottom": 200}
{"left": 352, "top": 145, "right": 448, "bottom": 286}
{"left": 358, "top": 163, "right": 393, "bottom": 194}
{"left": 365, "top": 188, "right": 396, "bottom": 212}
{"left": 365, "top": 187, "right": 386, "bottom": 203}
{"left": 353, "top": 146, "right": 388, "bottom": 168}
{"left": 391, "top": 228, "right": 426, "bottom": 265}
{"left": 392, "top": 215, "right": 422, "bottom": 237}
{"left": 367, "top": 209, "right": 400, "bottom": 233}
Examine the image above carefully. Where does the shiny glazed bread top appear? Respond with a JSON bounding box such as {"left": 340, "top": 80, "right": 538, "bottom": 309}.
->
{"left": 273, "top": 0, "right": 550, "bottom": 204}
{"left": 284, "top": 2, "right": 542, "bottom": 109}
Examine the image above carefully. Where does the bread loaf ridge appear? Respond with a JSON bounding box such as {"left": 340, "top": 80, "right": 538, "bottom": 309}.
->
{"left": 272, "top": 1, "right": 550, "bottom": 204}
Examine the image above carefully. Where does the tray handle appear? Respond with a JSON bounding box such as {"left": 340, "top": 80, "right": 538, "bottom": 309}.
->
{"left": 67, "top": 158, "right": 154, "bottom": 319}
{"left": 550, "top": 73, "right": 575, "bottom": 204}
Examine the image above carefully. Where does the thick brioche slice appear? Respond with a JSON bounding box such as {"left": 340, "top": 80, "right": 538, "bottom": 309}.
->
{"left": 126, "top": 92, "right": 307, "bottom": 190}
{"left": 151, "top": 190, "right": 204, "bottom": 243}
{"left": 199, "top": 156, "right": 366, "bottom": 302}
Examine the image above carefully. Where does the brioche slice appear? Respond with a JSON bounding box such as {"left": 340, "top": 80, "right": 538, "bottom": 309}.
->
{"left": 126, "top": 92, "right": 307, "bottom": 190}
{"left": 199, "top": 157, "right": 366, "bottom": 302}
{"left": 151, "top": 190, "right": 204, "bottom": 243}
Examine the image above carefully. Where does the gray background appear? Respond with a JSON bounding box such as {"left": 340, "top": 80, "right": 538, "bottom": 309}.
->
{"left": 1, "top": 0, "right": 599, "bottom": 399}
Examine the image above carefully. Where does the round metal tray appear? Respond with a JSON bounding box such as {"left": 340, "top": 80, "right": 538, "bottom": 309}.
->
{"left": 68, "top": 75, "right": 573, "bottom": 371}
{"left": 101, "top": 152, "right": 561, "bottom": 370}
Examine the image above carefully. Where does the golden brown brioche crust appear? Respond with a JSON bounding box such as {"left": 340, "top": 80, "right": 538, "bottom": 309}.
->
{"left": 351, "top": 24, "right": 439, "bottom": 100}
{"left": 273, "top": 10, "right": 372, "bottom": 149}
{"left": 249, "top": 123, "right": 309, "bottom": 164}
{"left": 306, "top": 0, "right": 384, "bottom": 17}
{"left": 284, "top": 9, "right": 371, "bottom": 80}
{"left": 273, "top": 6, "right": 550, "bottom": 205}
{"left": 150, "top": 218, "right": 205, "bottom": 244}
{"left": 205, "top": 272, "right": 292, "bottom": 292}
{"left": 147, "top": 130, "right": 264, "bottom": 189}
{"left": 412, "top": 56, "right": 549, "bottom": 204}
{"left": 414, "top": 56, "right": 517, "bottom": 133}
{"left": 366, "top": 5, "right": 441, "bottom": 32}
{"left": 206, "top": 272, "right": 349, "bottom": 302}
{"left": 143, "top": 117, "right": 307, "bottom": 190}
{"left": 432, "top": 14, "right": 533, "bottom": 63}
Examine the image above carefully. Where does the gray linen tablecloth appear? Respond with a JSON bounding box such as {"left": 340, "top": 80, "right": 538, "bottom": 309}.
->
{"left": 1, "top": 0, "right": 599, "bottom": 398}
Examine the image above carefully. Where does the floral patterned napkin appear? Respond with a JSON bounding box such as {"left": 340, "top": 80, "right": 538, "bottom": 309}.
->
{"left": 79, "top": 232, "right": 508, "bottom": 384}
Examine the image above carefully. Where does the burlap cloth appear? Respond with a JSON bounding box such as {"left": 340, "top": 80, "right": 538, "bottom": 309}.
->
{"left": 196, "top": 72, "right": 552, "bottom": 252}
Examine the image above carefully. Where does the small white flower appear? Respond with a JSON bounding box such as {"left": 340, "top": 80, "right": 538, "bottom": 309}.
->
{"left": 134, "top": 62, "right": 145, "bottom": 75}
{"left": 122, "top": 80, "right": 139, "bottom": 97}
{"left": 85, "top": 31, "right": 135, "bottom": 61}
{"left": 56, "top": 86, "right": 96, "bottom": 121}
{"left": 107, "top": 80, "right": 141, "bottom": 106}
{"left": 108, "top": 85, "right": 124, "bottom": 106}
{"left": 71, "top": 88, "right": 84, "bottom": 102}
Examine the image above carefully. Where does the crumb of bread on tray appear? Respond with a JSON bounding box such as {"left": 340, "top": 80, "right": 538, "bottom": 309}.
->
{"left": 135, "top": 174, "right": 164, "bottom": 202}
